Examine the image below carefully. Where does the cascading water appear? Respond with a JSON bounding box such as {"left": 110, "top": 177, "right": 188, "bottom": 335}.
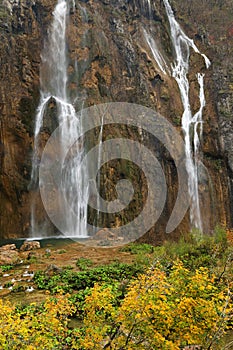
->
{"left": 163, "top": 0, "right": 210, "bottom": 232}
{"left": 143, "top": 28, "right": 169, "bottom": 75}
{"left": 96, "top": 116, "right": 104, "bottom": 226}
{"left": 143, "top": 0, "right": 152, "bottom": 18}
{"left": 30, "top": 0, "right": 89, "bottom": 238}
{"left": 141, "top": 0, "right": 169, "bottom": 76}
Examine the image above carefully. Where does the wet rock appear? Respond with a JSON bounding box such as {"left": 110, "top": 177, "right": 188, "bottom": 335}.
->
{"left": 20, "top": 241, "right": 40, "bottom": 251}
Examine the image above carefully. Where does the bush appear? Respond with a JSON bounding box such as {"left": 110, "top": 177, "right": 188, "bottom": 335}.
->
{"left": 1, "top": 265, "right": 13, "bottom": 272}
{"left": 120, "top": 243, "right": 154, "bottom": 255}
{"left": 76, "top": 257, "right": 93, "bottom": 270}
{"left": 34, "top": 262, "right": 145, "bottom": 294}
{"left": 0, "top": 294, "right": 75, "bottom": 349}
{"left": 0, "top": 235, "right": 232, "bottom": 350}
{"left": 152, "top": 228, "right": 232, "bottom": 272}
{"left": 77, "top": 262, "right": 232, "bottom": 350}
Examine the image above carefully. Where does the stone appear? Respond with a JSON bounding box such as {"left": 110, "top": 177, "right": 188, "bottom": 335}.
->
{"left": 0, "top": 243, "right": 19, "bottom": 265}
{"left": 20, "top": 241, "right": 40, "bottom": 252}
{"left": 93, "top": 229, "right": 116, "bottom": 241}
{"left": 45, "top": 248, "right": 51, "bottom": 257}
{"left": 0, "top": 250, "right": 19, "bottom": 265}
{"left": 0, "top": 244, "right": 17, "bottom": 251}
{"left": 45, "top": 264, "right": 62, "bottom": 276}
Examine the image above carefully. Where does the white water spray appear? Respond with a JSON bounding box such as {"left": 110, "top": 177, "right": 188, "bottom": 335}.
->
{"left": 163, "top": 0, "right": 210, "bottom": 231}
{"left": 30, "top": 0, "right": 89, "bottom": 238}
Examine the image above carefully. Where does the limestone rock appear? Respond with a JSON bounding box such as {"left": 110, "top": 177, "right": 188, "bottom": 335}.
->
{"left": 0, "top": 249, "right": 19, "bottom": 265}
{"left": 45, "top": 264, "right": 62, "bottom": 276}
{"left": 93, "top": 229, "right": 116, "bottom": 241}
{"left": 0, "top": 244, "right": 17, "bottom": 251}
{"left": 20, "top": 241, "right": 40, "bottom": 251}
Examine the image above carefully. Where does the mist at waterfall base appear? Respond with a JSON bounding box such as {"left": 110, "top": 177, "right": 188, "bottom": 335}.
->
{"left": 28, "top": 0, "right": 210, "bottom": 242}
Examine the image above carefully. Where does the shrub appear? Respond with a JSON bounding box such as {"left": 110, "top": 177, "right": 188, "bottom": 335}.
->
{"left": 0, "top": 294, "right": 75, "bottom": 349}
{"left": 1, "top": 265, "right": 13, "bottom": 272}
{"left": 76, "top": 257, "right": 93, "bottom": 270}
{"left": 77, "top": 262, "right": 232, "bottom": 350}
{"left": 120, "top": 243, "right": 154, "bottom": 255}
{"left": 34, "top": 262, "right": 145, "bottom": 294}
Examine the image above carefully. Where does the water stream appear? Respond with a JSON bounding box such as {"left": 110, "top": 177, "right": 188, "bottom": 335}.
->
{"left": 143, "top": 28, "right": 169, "bottom": 75}
{"left": 144, "top": 0, "right": 152, "bottom": 18}
{"left": 30, "top": 0, "right": 89, "bottom": 238}
{"left": 96, "top": 116, "right": 104, "bottom": 225}
{"left": 163, "top": 0, "right": 210, "bottom": 231}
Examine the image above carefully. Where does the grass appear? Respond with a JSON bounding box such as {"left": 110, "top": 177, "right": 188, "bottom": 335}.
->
{"left": 1, "top": 265, "right": 13, "bottom": 272}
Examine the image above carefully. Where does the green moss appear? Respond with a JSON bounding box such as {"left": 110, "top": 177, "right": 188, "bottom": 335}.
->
{"left": 205, "top": 155, "right": 224, "bottom": 170}
{"left": 0, "top": 7, "right": 10, "bottom": 21}
{"left": 173, "top": 115, "right": 181, "bottom": 126}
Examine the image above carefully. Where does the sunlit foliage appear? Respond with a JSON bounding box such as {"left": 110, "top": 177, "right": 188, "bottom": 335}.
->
{"left": 77, "top": 263, "right": 232, "bottom": 350}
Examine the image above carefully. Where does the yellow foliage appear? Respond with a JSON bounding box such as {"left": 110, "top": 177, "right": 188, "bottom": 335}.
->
{"left": 0, "top": 294, "right": 75, "bottom": 350}
{"left": 0, "top": 263, "right": 231, "bottom": 350}
{"left": 77, "top": 263, "right": 232, "bottom": 350}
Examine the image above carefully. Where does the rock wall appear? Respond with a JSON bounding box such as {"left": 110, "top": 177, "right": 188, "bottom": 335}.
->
{"left": 0, "top": 0, "right": 232, "bottom": 242}
{"left": 171, "top": 0, "right": 233, "bottom": 230}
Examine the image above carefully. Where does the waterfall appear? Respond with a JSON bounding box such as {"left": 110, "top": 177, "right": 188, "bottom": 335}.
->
{"left": 143, "top": 28, "right": 169, "bottom": 75}
{"left": 144, "top": 0, "right": 152, "bottom": 18}
{"left": 30, "top": 0, "right": 89, "bottom": 238}
{"left": 163, "top": 0, "right": 210, "bottom": 232}
{"left": 96, "top": 116, "right": 104, "bottom": 224}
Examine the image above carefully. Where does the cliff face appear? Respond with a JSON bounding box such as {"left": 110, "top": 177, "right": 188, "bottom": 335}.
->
{"left": 171, "top": 0, "right": 233, "bottom": 228}
{"left": 0, "top": 0, "right": 232, "bottom": 242}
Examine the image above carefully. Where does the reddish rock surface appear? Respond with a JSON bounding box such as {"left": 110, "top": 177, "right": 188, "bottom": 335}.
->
{"left": 0, "top": 0, "right": 232, "bottom": 242}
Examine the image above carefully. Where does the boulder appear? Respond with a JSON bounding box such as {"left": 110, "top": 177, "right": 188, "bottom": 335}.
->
{"left": 0, "top": 244, "right": 17, "bottom": 251}
{"left": 93, "top": 229, "right": 116, "bottom": 241}
{"left": 20, "top": 241, "right": 40, "bottom": 252}
{"left": 45, "top": 264, "right": 62, "bottom": 276}
{"left": 0, "top": 250, "right": 19, "bottom": 265}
